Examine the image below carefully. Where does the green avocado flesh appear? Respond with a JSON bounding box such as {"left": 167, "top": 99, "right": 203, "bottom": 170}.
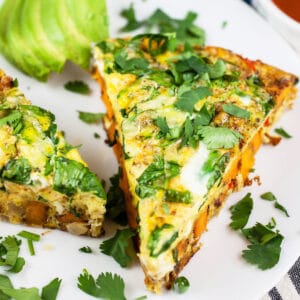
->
{"left": 0, "top": 0, "right": 109, "bottom": 81}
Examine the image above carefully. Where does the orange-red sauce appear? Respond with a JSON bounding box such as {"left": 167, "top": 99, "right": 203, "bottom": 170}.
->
{"left": 273, "top": 0, "right": 300, "bottom": 23}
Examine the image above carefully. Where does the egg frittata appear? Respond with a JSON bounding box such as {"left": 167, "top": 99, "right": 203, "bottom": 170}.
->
{"left": 93, "top": 34, "right": 298, "bottom": 292}
{"left": 0, "top": 71, "right": 106, "bottom": 237}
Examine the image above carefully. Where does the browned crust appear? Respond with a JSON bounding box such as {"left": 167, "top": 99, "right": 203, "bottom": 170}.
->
{"left": 94, "top": 46, "right": 298, "bottom": 292}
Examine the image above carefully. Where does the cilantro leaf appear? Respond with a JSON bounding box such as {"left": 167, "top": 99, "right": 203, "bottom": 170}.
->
{"left": 0, "top": 287, "right": 41, "bottom": 300}
{"left": 175, "top": 87, "right": 212, "bottom": 113}
{"left": 208, "top": 59, "right": 226, "bottom": 79}
{"left": 7, "top": 257, "right": 25, "bottom": 273}
{"left": 78, "top": 269, "right": 102, "bottom": 297}
{"left": 79, "top": 246, "right": 92, "bottom": 254}
{"left": 0, "top": 111, "right": 24, "bottom": 134}
{"left": 78, "top": 111, "right": 104, "bottom": 124}
{"left": 222, "top": 103, "right": 250, "bottom": 119}
{"left": 96, "top": 272, "right": 126, "bottom": 300}
{"left": 260, "top": 192, "right": 289, "bottom": 217}
{"left": 242, "top": 234, "right": 283, "bottom": 270}
{"left": 100, "top": 229, "right": 135, "bottom": 268}
{"left": 229, "top": 193, "right": 253, "bottom": 230}
{"left": 1, "top": 236, "right": 21, "bottom": 267}
{"left": 120, "top": 3, "right": 142, "bottom": 32}
{"left": 155, "top": 116, "right": 170, "bottom": 135}
{"left": 274, "top": 202, "right": 290, "bottom": 217}
{"left": 2, "top": 158, "right": 32, "bottom": 185}
{"left": 64, "top": 80, "right": 90, "bottom": 95}
{"left": 41, "top": 278, "right": 62, "bottom": 300}
{"left": 275, "top": 127, "right": 292, "bottom": 138}
{"left": 198, "top": 126, "right": 243, "bottom": 149}
{"left": 77, "top": 270, "right": 126, "bottom": 300}
{"left": 241, "top": 222, "right": 284, "bottom": 270}
{"left": 260, "top": 192, "right": 276, "bottom": 201}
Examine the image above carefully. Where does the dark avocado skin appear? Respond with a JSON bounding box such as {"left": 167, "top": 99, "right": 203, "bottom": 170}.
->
{"left": 0, "top": 0, "right": 109, "bottom": 81}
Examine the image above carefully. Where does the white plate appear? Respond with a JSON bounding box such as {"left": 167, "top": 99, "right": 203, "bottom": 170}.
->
{"left": 1, "top": 0, "right": 300, "bottom": 299}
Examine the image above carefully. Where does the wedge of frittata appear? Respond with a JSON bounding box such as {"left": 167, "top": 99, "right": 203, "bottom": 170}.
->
{"left": 93, "top": 34, "right": 298, "bottom": 292}
{"left": 0, "top": 70, "right": 106, "bottom": 237}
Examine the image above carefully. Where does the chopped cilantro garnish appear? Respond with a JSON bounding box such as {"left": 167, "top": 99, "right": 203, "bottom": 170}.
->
{"left": 78, "top": 111, "right": 104, "bottom": 124}
{"left": 18, "top": 230, "right": 41, "bottom": 256}
{"left": 12, "top": 78, "right": 19, "bottom": 87}
{"left": 260, "top": 192, "right": 289, "bottom": 217}
{"left": 100, "top": 229, "right": 135, "bottom": 268}
{"left": 241, "top": 222, "right": 284, "bottom": 270}
{"left": 175, "top": 87, "right": 212, "bottom": 113}
{"left": 222, "top": 103, "right": 250, "bottom": 119}
{"left": 208, "top": 59, "right": 227, "bottom": 79}
{"left": 0, "top": 274, "right": 61, "bottom": 300}
{"left": 173, "top": 276, "right": 190, "bottom": 294}
{"left": 77, "top": 270, "right": 126, "bottom": 300}
{"left": 198, "top": 126, "right": 243, "bottom": 149}
{"left": 1, "top": 158, "right": 32, "bottom": 185}
{"left": 120, "top": 5, "right": 205, "bottom": 47}
{"left": 136, "top": 157, "right": 180, "bottom": 199}
{"left": 0, "top": 111, "right": 24, "bottom": 134}
{"left": 221, "top": 20, "right": 228, "bottom": 29}
{"left": 229, "top": 193, "right": 253, "bottom": 230}
{"left": 274, "top": 127, "right": 292, "bottom": 138}
{"left": 94, "top": 132, "right": 101, "bottom": 139}
{"left": 64, "top": 80, "right": 91, "bottom": 95}
{"left": 79, "top": 246, "right": 92, "bottom": 254}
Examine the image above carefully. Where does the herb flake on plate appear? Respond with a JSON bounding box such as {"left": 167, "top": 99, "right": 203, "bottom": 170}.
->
{"left": 64, "top": 80, "right": 91, "bottom": 95}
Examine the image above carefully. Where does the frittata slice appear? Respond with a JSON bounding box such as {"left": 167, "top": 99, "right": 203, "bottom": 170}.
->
{"left": 0, "top": 70, "right": 106, "bottom": 237}
{"left": 93, "top": 34, "right": 298, "bottom": 291}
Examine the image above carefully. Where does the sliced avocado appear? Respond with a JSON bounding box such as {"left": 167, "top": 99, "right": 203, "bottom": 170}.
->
{"left": 41, "top": 0, "right": 91, "bottom": 69}
{"left": 66, "top": 0, "right": 109, "bottom": 42}
{"left": 4, "top": 0, "right": 50, "bottom": 81}
{"left": 20, "top": 0, "right": 65, "bottom": 74}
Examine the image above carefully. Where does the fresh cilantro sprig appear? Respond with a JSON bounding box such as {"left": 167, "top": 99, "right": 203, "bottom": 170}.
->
{"left": 77, "top": 270, "right": 126, "bottom": 300}
{"left": 0, "top": 274, "right": 61, "bottom": 300}
{"left": 120, "top": 5, "right": 205, "bottom": 47}
{"left": 78, "top": 111, "right": 105, "bottom": 124}
{"left": 229, "top": 193, "right": 253, "bottom": 230}
{"left": 260, "top": 192, "right": 289, "bottom": 217}
{"left": 241, "top": 222, "right": 284, "bottom": 270}
{"left": 222, "top": 103, "right": 250, "bottom": 119}
{"left": 274, "top": 127, "right": 292, "bottom": 138}
{"left": 100, "top": 229, "right": 135, "bottom": 268}
{"left": 64, "top": 80, "right": 91, "bottom": 95}
{"left": 79, "top": 246, "right": 92, "bottom": 254}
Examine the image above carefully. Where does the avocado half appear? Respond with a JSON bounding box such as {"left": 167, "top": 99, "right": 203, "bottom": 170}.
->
{"left": 0, "top": 0, "right": 109, "bottom": 81}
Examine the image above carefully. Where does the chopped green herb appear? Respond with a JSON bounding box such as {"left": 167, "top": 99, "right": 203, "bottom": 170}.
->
{"left": 64, "top": 80, "right": 90, "bottom": 95}
{"left": 260, "top": 192, "right": 277, "bottom": 201}
{"left": 274, "top": 127, "right": 292, "bottom": 138}
{"left": 79, "top": 246, "right": 92, "bottom": 254}
{"left": 173, "top": 276, "right": 190, "bottom": 294}
{"left": 274, "top": 202, "right": 290, "bottom": 217}
{"left": 53, "top": 157, "right": 106, "bottom": 199}
{"left": 78, "top": 111, "right": 104, "bottom": 124}
{"left": 100, "top": 229, "right": 135, "bottom": 268}
{"left": 1, "top": 158, "right": 32, "bottom": 185}
{"left": 222, "top": 103, "right": 250, "bottom": 119}
{"left": 77, "top": 270, "right": 126, "bottom": 300}
{"left": 208, "top": 59, "right": 227, "bottom": 79}
{"left": 198, "top": 126, "right": 243, "bottom": 149}
{"left": 134, "top": 296, "right": 147, "bottom": 300}
{"left": 221, "top": 20, "right": 228, "bottom": 29}
{"left": 94, "top": 132, "right": 101, "bottom": 139}
{"left": 229, "top": 193, "right": 253, "bottom": 230}
{"left": 0, "top": 274, "right": 61, "bottom": 300}
{"left": 260, "top": 192, "right": 289, "bottom": 217}
{"left": 12, "top": 78, "right": 19, "bottom": 87}
{"left": 0, "top": 111, "right": 24, "bottom": 134}
{"left": 241, "top": 222, "right": 284, "bottom": 270}
{"left": 41, "top": 278, "right": 62, "bottom": 300}
{"left": 120, "top": 6, "right": 205, "bottom": 46}
{"left": 175, "top": 87, "right": 212, "bottom": 113}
